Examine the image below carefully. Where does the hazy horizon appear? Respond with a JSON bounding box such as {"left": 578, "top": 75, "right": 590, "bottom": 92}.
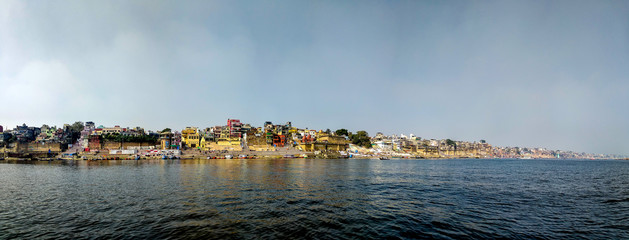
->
{"left": 1, "top": 0, "right": 628, "bottom": 155}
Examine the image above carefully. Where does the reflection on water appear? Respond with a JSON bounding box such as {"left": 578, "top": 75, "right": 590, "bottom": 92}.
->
{"left": 1, "top": 159, "right": 628, "bottom": 239}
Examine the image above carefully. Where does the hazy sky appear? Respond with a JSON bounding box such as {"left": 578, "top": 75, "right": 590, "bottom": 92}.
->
{"left": 1, "top": 0, "right": 628, "bottom": 155}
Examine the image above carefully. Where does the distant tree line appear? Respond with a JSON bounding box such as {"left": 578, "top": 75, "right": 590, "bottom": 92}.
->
{"left": 335, "top": 128, "right": 372, "bottom": 148}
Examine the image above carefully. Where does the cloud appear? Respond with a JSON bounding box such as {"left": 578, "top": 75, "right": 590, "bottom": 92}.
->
{"left": 1, "top": 60, "right": 85, "bottom": 125}
{"left": 0, "top": 1, "right": 627, "bottom": 154}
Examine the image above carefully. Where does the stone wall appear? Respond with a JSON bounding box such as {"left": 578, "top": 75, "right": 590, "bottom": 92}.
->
{"left": 30, "top": 142, "right": 63, "bottom": 152}
{"left": 4, "top": 142, "right": 66, "bottom": 153}
{"left": 100, "top": 141, "right": 158, "bottom": 150}
{"left": 249, "top": 145, "right": 276, "bottom": 151}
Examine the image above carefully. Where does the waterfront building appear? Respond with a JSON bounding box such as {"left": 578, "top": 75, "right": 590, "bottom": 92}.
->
{"left": 172, "top": 131, "right": 182, "bottom": 148}
{"left": 299, "top": 133, "right": 349, "bottom": 152}
{"left": 121, "top": 127, "right": 142, "bottom": 137}
{"left": 101, "top": 126, "right": 124, "bottom": 135}
{"left": 0, "top": 125, "right": 3, "bottom": 132}
{"left": 181, "top": 127, "right": 200, "bottom": 148}
{"left": 241, "top": 124, "right": 252, "bottom": 133}
{"left": 373, "top": 140, "right": 393, "bottom": 151}
{"left": 215, "top": 137, "right": 242, "bottom": 151}
{"left": 35, "top": 132, "right": 47, "bottom": 142}
{"left": 44, "top": 127, "right": 56, "bottom": 138}
{"left": 210, "top": 126, "right": 223, "bottom": 140}
{"left": 15, "top": 124, "right": 40, "bottom": 143}
{"left": 272, "top": 134, "right": 286, "bottom": 147}
{"left": 373, "top": 132, "right": 385, "bottom": 141}
{"left": 160, "top": 132, "right": 174, "bottom": 150}
{"left": 201, "top": 128, "right": 215, "bottom": 142}
{"left": 227, "top": 119, "right": 242, "bottom": 138}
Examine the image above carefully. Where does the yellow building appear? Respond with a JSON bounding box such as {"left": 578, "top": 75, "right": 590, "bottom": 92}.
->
{"left": 181, "top": 127, "right": 200, "bottom": 149}
{"left": 300, "top": 134, "right": 349, "bottom": 152}
{"left": 200, "top": 136, "right": 206, "bottom": 150}
{"left": 160, "top": 132, "right": 174, "bottom": 150}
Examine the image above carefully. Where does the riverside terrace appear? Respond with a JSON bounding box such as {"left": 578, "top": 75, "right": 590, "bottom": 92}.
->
{"left": 0, "top": 120, "right": 622, "bottom": 160}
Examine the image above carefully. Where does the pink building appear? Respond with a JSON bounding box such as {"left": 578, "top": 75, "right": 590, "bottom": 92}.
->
{"left": 227, "top": 119, "right": 242, "bottom": 138}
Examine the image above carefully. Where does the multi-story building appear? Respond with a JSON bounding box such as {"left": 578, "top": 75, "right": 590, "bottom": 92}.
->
{"left": 15, "top": 124, "right": 40, "bottom": 143}
{"left": 181, "top": 127, "right": 200, "bottom": 148}
{"left": 299, "top": 133, "right": 349, "bottom": 152}
{"left": 101, "top": 126, "right": 124, "bottom": 135}
{"left": 160, "top": 132, "right": 174, "bottom": 150}
{"left": 263, "top": 121, "right": 292, "bottom": 145}
{"left": 210, "top": 126, "right": 223, "bottom": 140}
{"left": 172, "top": 131, "right": 182, "bottom": 148}
{"left": 121, "top": 127, "right": 142, "bottom": 137}
{"left": 202, "top": 128, "right": 216, "bottom": 142}
{"left": 227, "top": 119, "right": 242, "bottom": 138}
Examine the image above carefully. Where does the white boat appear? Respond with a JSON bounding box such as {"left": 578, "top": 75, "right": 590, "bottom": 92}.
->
{"left": 225, "top": 155, "right": 233, "bottom": 159}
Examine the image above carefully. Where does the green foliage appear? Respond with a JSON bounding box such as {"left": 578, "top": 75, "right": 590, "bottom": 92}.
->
{"left": 70, "top": 122, "right": 84, "bottom": 133}
{"left": 162, "top": 128, "right": 172, "bottom": 133}
{"left": 446, "top": 139, "right": 457, "bottom": 150}
{"left": 335, "top": 129, "right": 349, "bottom": 137}
{"left": 351, "top": 130, "right": 372, "bottom": 148}
{"left": 480, "top": 139, "right": 486, "bottom": 144}
{"left": 65, "top": 121, "right": 85, "bottom": 143}
{"left": 325, "top": 129, "right": 331, "bottom": 134}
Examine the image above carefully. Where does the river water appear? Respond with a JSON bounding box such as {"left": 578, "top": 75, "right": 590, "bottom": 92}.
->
{"left": 1, "top": 159, "right": 628, "bottom": 239}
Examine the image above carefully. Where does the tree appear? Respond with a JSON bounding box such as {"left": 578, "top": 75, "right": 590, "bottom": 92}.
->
{"left": 70, "top": 122, "right": 84, "bottom": 133}
{"left": 351, "top": 130, "right": 372, "bottom": 148}
{"left": 66, "top": 121, "right": 84, "bottom": 143}
{"left": 162, "top": 128, "right": 172, "bottom": 133}
{"left": 335, "top": 129, "right": 349, "bottom": 137}
{"left": 446, "top": 139, "right": 457, "bottom": 153}
{"left": 480, "top": 139, "right": 486, "bottom": 144}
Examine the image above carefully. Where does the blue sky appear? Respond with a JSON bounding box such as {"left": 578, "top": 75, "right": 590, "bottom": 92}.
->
{"left": 1, "top": 0, "right": 628, "bottom": 155}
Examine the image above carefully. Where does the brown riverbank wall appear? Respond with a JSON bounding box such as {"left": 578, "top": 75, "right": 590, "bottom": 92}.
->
{"left": 89, "top": 141, "right": 158, "bottom": 150}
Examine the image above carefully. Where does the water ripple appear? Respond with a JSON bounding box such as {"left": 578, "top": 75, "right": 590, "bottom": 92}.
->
{"left": 0, "top": 159, "right": 628, "bottom": 239}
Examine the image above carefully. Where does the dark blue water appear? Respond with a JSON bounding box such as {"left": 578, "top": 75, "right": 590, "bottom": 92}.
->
{"left": 1, "top": 159, "right": 628, "bottom": 239}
